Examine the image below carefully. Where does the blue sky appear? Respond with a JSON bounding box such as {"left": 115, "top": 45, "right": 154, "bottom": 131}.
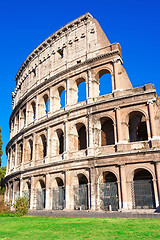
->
{"left": 0, "top": 0, "right": 160, "bottom": 166}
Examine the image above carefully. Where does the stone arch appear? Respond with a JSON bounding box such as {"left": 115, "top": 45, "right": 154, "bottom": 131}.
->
{"left": 30, "top": 101, "right": 36, "bottom": 121}
{"left": 28, "top": 139, "right": 33, "bottom": 161}
{"left": 100, "top": 117, "right": 115, "bottom": 146}
{"left": 75, "top": 77, "right": 86, "bottom": 103}
{"left": 41, "top": 134, "right": 47, "bottom": 158}
{"left": 95, "top": 68, "right": 112, "bottom": 96}
{"left": 56, "top": 129, "right": 64, "bottom": 154}
{"left": 36, "top": 178, "right": 45, "bottom": 210}
{"left": 99, "top": 171, "right": 119, "bottom": 211}
{"left": 74, "top": 173, "right": 89, "bottom": 210}
{"left": 24, "top": 180, "right": 31, "bottom": 205}
{"left": 58, "top": 85, "right": 65, "bottom": 109}
{"left": 128, "top": 111, "right": 148, "bottom": 142}
{"left": 43, "top": 94, "right": 49, "bottom": 114}
{"left": 52, "top": 176, "right": 65, "bottom": 210}
{"left": 131, "top": 168, "right": 156, "bottom": 209}
{"left": 76, "top": 123, "right": 87, "bottom": 150}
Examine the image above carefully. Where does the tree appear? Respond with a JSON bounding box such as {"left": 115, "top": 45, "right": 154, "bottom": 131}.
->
{"left": 0, "top": 127, "right": 3, "bottom": 167}
{"left": 0, "top": 128, "right": 4, "bottom": 194}
{"left": 0, "top": 167, "right": 6, "bottom": 195}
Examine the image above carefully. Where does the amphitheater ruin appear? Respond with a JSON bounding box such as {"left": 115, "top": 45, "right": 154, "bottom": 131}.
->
{"left": 4, "top": 13, "right": 160, "bottom": 211}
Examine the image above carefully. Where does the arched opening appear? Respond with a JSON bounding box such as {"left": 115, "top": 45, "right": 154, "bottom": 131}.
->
{"left": 129, "top": 111, "right": 148, "bottom": 142}
{"left": 29, "top": 140, "right": 33, "bottom": 161}
{"left": 31, "top": 102, "right": 36, "bottom": 120}
{"left": 41, "top": 135, "right": 47, "bottom": 158}
{"left": 22, "top": 109, "right": 26, "bottom": 127}
{"left": 20, "top": 143, "right": 23, "bottom": 164}
{"left": 101, "top": 118, "right": 115, "bottom": 146}
{"left": 98, "top": 70, "right": 112, "bottom": 96}
{"left": 58, "top": 86, "right": 65, "bottom": 109}
{"left": 74, "top": 174, "right": 89, "bottom": 210}
{"left": 14, "top": 180, "right": 20, "bottom": 202}
{"left": 77, "top": 124, "right": 87, "bottom": 150}
{"left": 57, "top": 129, "right": 64, "bottom": 154}
{"left": 132, "top": 169, "right": 155, "bottom": 209}
{"left": 44, "top": 94, "right": 49, "bottom": 114}
{"left": 52, "top": 177, "right": 65, "bottom": 210}
{"left": 36, "top": 179, "right": 45, "bottom": 210}
{"left": 76, "top": 78, "right": 86, "bottom": 102}
{"left": 24, "top": 182, "right": 31, "bottom": 208}
{"left": 100, "top": 172, "right": 118, "bottom": 211}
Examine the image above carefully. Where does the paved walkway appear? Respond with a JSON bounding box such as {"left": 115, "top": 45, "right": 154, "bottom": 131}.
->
{"left": 28, "top": 209, "right": 160, "bottom": 218}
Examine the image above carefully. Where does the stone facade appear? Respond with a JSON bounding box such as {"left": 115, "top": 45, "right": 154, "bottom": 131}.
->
{"left": 4, "top": 13, "right": 160, "bottom": 211}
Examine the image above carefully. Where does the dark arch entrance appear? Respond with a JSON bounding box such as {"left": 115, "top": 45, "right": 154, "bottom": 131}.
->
{"left": 100, "top": 172, "right": 119, "bottom": 211}
{"left": 52, "top": 177, "right": 65, "bottom": 210}
{"left": 74, "top": 174, "right": 89, "bottom": 210}
{"left": 36, "top": 180, "right": 45, "bottom": 210}
{"left": 132, "top": 169, "right": 155, "bottom": 209}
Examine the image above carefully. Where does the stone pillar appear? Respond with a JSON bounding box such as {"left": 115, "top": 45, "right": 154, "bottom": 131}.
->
{"left": 119, "top": 164, "right": 128, "bottom": 209}
{"left": 20, "top": 178, "right": 23, "bottom": 197}
{"left": 47, "top": 127, "right": 51, "bottom": 163}
{"left": 36, "top": 95, "right": 39, "bottom": 119}
{"left": 14, "top": 143, "right": 17, "bottom": 171}
{"left": 45, "top": 174, "right": 51, "bottom": 210}
{"left": 147, "top": 100, "right": 157, "bottom": 139}
{"left": 117, "top": 180, "right": 122, "bottom": 210}
{"left": 66, "top": 78, "right": 77, "bottom": 106}
{"left": 115, "top": 107, "right": 123, "bottom": 144}
{"left": 30, "top": 176, "right": 35, "bottom": 210}
{"left": 152, "top": 178, "right": 159, "bottom": 208}
{"left": 12, "top": 180, "right": 15, "bottom": 205}
{"left": 31, "top": 134, "right": 36, "bottom": 167}
{"left": 65, "top": 170, "right": 73, "bottom": 210}
{"left": 90, "top": 167, "right": 96, "bottom": 210}
{"left": 87, "top": 114, "right": 94, "bottom": 156}
{"left": 154, "top": 161, "right": 160, "bottom": 205}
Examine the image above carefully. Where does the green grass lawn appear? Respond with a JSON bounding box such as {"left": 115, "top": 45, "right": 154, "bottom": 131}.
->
{"left": 0, "top": 217, "right": 160, "bottom": 240}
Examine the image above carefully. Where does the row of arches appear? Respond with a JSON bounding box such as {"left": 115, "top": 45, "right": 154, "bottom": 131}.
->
{"left": 11, "top": 71, "right": 112, "bottom": 134}
{"left": 7, "top": 110, "right": 149, "bottom": 169}
{"left": 7, "top": 168, "right": 156, "bottom": 211}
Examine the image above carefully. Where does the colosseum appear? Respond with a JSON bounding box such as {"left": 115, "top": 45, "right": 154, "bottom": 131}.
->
{"left": 4, "top": 12, "right": 160, "bottom": 212}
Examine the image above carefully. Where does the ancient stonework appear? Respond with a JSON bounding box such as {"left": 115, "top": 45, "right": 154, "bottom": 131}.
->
{"left": 4, "top": 13, "right": 160, "bottom": 211}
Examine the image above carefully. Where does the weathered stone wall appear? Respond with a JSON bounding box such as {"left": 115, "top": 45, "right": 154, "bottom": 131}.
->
{"left": 4, "top": 13, "right": 160, "bottom": 211}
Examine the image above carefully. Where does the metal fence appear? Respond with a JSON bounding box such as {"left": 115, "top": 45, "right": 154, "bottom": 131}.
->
{"left": 74, "top": 184, "right": 89, "bottom": 210}
{"left": 131, "top": 180, "right": 155, "bottom": 209}
{"left": 99, "top": 182, "right": 119, "bottom": 211}
{"left": 36, "top": 188, "right": 45, "bottom": 210}
{"left": 52, "top": 187, "right": 65, "bottom": 210}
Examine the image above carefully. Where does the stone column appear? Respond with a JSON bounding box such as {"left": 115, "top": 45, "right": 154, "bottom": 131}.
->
{"left": 65, "top": 171, "right": 73, "bottom": 210}
{"left": 30, "top": 176, "right": 35, "bottom": 210}
{"left": 117, "top": 180, "right": 122, "bottom": 210}
{"left": 47, "top": 127, "right": 51, "bottom": 163}
{"left": 87, "top": 114, "right": 94, "bottom": 156}
{"left": 12, "top": 180, "right": 15, "bottom": 205}
{"left": 45, "top": 174, "right": 51, "bottom": 210}
{"left": 119, "top": 164, "right": 128, "bottom": 209}
{"left": 14, "top": 143, "right": 18, "bottom": 171}
{"left": 152, "top": 178, "right": 159, "bottom": 208}
{"left": 90, "top": 167, "right": 96, "bottom": 210}
{"left": 115, "top": 107, "right": 123, "bottom": 144}
{"left": 20, "top": 178, "right": 23, "bottom": 197}
{"left": 147, "top": 100, "right": 157, "bottom": 139}
{"left": 154, "top": 161, "right": 160, "bottom": 205}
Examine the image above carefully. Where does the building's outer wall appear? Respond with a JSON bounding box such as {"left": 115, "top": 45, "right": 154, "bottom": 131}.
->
{"left": 5, "top": 13, "right": 160, "bottom": 211}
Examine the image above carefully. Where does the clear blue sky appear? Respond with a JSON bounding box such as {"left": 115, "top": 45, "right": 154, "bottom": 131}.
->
{"left": 0, "top": 0, "right": 160, "bottom": 167}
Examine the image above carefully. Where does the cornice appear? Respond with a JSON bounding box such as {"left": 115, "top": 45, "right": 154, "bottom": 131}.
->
{"left": 14, "top": 12, "right": 93, "bottom": 83}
